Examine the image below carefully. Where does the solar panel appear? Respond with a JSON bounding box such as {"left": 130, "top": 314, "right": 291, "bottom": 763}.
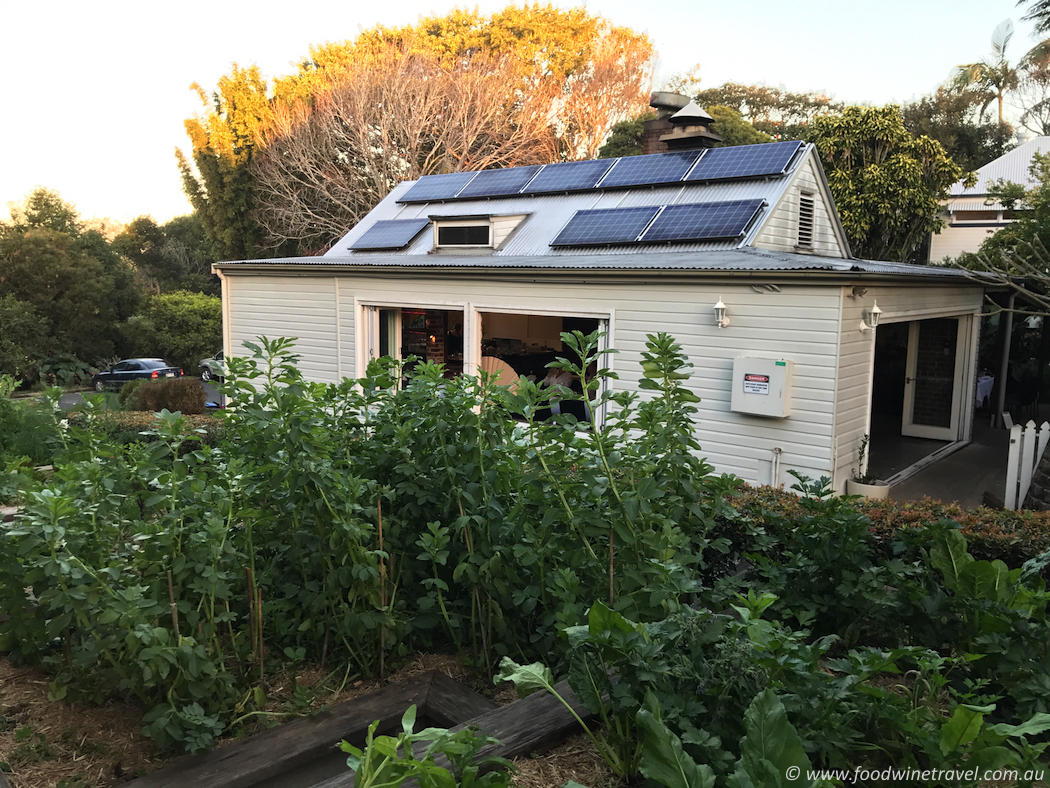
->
{"left": 456, "top": 165, "right": 543, "bottom": 199}
{"left": 641, "top": 200, "right": 765, "bottom": 243}
{"left": 523, "top": 159, "right": 616, "bottom": 194}
{"left": 398, "top": 172, "right": 478, "bottom": 203}
{"left": 597, "top": 151, "right": 703, "bottom": 189}
{"left": 685, "top": 140, "right": 804, "bottom": 182}
{"left": 550, "top": 206, "right": 660, "bottom": 247}
{"left": 350, "top": 218, "right": 431, "bottom": 250}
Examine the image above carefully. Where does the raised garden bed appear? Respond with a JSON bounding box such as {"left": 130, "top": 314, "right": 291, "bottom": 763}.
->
{"left": 122, "top": 671, "right": 596, "bottom": 788}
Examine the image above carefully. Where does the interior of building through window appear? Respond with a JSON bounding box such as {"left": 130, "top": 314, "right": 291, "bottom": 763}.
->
{"left": 480, "top": 312, "right": 600, "bottom": 420}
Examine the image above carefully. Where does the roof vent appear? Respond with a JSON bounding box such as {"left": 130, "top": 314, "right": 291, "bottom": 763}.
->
{"left": 798, "top": 192, "right": 815, "bottom": 249}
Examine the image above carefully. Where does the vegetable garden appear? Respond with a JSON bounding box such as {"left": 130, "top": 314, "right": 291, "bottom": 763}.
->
{"left": 1, "top": 332, "right": 1049, "bottom": 787}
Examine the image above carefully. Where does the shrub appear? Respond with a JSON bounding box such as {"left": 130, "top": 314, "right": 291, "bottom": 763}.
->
{"left": 0, "top": 377, "right": 63, "bottom": 465}
{"left": 118, "top": 378, "right": 147, "bottom": 406}
{"left": 65, "top": 409, "right": 223, "bottom": 447}
{"left": 728, "top": 485, "right": 1050, "bottom": 579}
{"left": 131, "top": 377, "right": 206, "bottom": 415}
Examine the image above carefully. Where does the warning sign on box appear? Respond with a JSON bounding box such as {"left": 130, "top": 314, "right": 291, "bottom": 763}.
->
{"left": 743, "top": 373, "right": 770, "bottom": 395}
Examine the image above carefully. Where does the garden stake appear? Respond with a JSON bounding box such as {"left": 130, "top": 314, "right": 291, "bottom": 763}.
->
{"left": 167, "top": 569, "right": 180, "bottom": 638}
{"left": 246, "top": 567, "right": 256, "bottom": 656}
{"left": 320, "top": 627, "right": 329, "bottom": 672}
{"left": 378, "top": 497, "right": 386, "bottom": 680}
{"left": 257, "top": 586, "right": 264, "bottom": 682}
{"left": 609, "top": 530, "right": 615, "bottom": 606}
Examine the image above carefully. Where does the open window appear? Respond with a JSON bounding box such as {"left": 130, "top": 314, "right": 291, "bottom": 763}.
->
{"left": 362, "top": 304, "right": 610, "bottom": 421}
{"left": 478, "top": 311, "right": 606, "bottom": 421}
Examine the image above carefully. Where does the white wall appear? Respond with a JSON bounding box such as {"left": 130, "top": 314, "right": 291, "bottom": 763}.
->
{"left": 223, "top": 270, "right": 845, "bottom": 487}
{"left": 929, "top": 224, "right": 1001, "bottom": 262}
{"left": 225, "top": 274, "right": 341, "bottom": 383}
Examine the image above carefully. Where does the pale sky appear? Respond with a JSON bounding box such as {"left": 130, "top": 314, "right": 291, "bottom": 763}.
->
{"left": 0, "top": 0, "right": 1042, "bottom": 225}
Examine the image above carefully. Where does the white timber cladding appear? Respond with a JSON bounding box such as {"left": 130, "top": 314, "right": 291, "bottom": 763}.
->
{"left": 492, "top": 214, "right": 527, "bottom": 248}
{"left": 928, "top": 223, "right": 1001, "bottom": 262}
{"left": 832, "top": 284, "right": 984, "bottom": 491}
{"left": 752, "top": 156, "right": 846, "bottom": 258}
{"left": 223, "top": 271, "right": 844, "bottom": 487}
{"left": 225, "top": 275, "right": 341, "bottom": 383}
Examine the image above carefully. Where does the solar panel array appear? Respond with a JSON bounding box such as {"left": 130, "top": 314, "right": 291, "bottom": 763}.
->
{"left": 456, "top": 165, "right": 543, "bottom": 199}
{"left": 685, "top": 140, "right": 804, "bottom": 182}
{"left": 396, "top": 141, "right": 806, "bottom": 204}
{"left": 398, "top": 172, "right": 478, "bottom": 203}
{"left": 550, "top": 206, "right": 660, "bottom": 247}
{"left": 350, "top": 218, "right": 431, "bottom": 251}
{"left": 523, "top": 159, "right": 616, "bottom": 194}
{"left": 643, "top": 200, "right": 765, "bottom": 242}
{"left": 597, "top": 150, "right": 703, "bottom": 189}
{"left": 550, "top": 200, "right": 766, "bottom": 248}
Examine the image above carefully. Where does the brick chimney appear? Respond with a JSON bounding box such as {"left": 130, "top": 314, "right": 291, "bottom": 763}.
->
{"left": 642, "top": 92, "right": 722, "bottom": 155}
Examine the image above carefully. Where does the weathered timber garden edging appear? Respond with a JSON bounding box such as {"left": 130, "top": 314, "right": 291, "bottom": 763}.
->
{"left": 313, "top": 677, "right": 599, "bottom": 788}
{"left": 123, "top": 671, "right": 497, "bottom": 788}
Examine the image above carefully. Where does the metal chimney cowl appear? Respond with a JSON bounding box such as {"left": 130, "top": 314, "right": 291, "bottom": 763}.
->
{"left": 642, "top": 92, "right": 722, "bottom": 155}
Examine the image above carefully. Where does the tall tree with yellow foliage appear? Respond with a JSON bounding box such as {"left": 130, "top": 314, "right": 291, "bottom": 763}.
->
{"left": 180, "top": 4, "right": 654, "bottom": 256}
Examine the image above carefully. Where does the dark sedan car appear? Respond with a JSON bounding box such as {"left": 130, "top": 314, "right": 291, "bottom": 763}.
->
{"left": 92, "top": 358, "right": 184, "bottom": 391}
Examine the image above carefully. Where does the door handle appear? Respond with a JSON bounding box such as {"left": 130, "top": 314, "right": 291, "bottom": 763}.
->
{"left": 905, "top": 377, "right": 913, "bottom": 384}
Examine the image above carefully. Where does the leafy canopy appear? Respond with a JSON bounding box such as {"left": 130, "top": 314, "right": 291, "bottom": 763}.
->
{"left": 806, "top": 105, "right": 966, "bottom": 262}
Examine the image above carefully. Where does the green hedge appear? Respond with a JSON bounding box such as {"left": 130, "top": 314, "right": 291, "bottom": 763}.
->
{"left": 729, "top": 485, "right": 1050, "bottom": 573}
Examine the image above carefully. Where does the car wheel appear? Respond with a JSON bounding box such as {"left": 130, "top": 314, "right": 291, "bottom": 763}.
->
{"left": 95, "top": 379, "right": 105, "bottom": 392}
{"left": 200, "top": 368, "right": 212, "bottom": 382}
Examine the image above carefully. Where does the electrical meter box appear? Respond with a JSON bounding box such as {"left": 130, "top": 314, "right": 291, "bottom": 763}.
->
{"left": 730, "top": 357, "right": 794, "bottom": 418}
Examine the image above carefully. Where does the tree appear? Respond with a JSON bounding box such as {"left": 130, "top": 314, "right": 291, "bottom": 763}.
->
{"left": 550, "top": 23, "right": 654, "bottom": 160}
{"left": 1020, "top": 0, "right": 1050, "bottom": 35}
{"left": 248, "top": 6, "right": 653, "bottom": 252}
{"left": 0, "top": 295, "right": 48, "bottom": 380}
{"left": 121, "top": 291, "right": 222, "bottom": 373}
{"left": 693, "top": 83, "right": 840, "bottom": 139}
{"left": 955, "top": 20, "right": 1023, "bottom": 124}
{"left": 5, "top": 187, "right": 81, "bottom": 235}
{"left": 178, "top": 64, "right": 273, "bottom": 261}
{"left": 707, "top": 106, "right": 774, "bottom": 146}
{"left": 900, "top": 86, "right": 1014, "bottom": 172}
{"left": 597, "top": 112, "right": 652, "bottom": 158}
{"left": 252, "top": 46, "right": 561, "bottom": 253}
{"left": 805, "top": 105, "right": 965, "bottom": 262}
{"left": 958, "top": 152, "right": 1050, "bottom": 269}
{"left": 0, "top": 189, "right": 140, "bottom": 365}
{"left": 0, "top": 228, "right": 118, "bottom": 361}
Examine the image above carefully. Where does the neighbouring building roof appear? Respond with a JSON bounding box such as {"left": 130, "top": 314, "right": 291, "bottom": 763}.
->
{"left": 949, "top": 136, "right": 1050, "bottom": 200}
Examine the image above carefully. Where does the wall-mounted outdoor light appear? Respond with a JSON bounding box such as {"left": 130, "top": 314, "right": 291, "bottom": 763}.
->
{"left": 714, "top": 297, "right": 730, "bottom": 329}
{"left": 859, "top": 301, "right": 882, "bottom": 333}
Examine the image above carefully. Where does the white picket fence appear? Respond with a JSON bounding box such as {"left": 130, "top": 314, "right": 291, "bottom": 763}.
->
{"left": 1005, "top": 418, "right": 1050, "bottom": 509}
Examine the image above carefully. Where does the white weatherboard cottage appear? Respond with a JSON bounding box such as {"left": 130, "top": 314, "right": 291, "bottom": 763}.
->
{"left": 215, "top": 140, "right": 987, "bottom": 494}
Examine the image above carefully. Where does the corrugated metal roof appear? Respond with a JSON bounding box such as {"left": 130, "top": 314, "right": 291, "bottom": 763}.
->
{"left": 945, "top": 197, "right": 1008, "bottom": 212}
{"left": 220, "top": 247, "right": 984, "bottom": 282}
{"left": 325, "top": 148, "right": 800, "bottom": 258}
{"left": 950, "top": 136, "right": 1050, "bottom": 196}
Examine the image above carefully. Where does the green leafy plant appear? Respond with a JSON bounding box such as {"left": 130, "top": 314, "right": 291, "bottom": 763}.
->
{"left": 341, "top": 705, "right": 514, "bottom": 788}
